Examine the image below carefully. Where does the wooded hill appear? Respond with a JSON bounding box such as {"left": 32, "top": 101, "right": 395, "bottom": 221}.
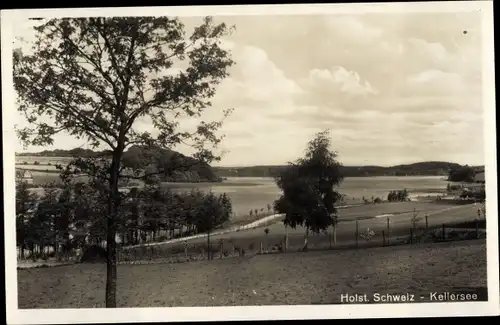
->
{"left": 16, "top": 146, "right": 221, "bottom": 183}
{"left": 213, "top": 161, "right": 484, "bottom": 179}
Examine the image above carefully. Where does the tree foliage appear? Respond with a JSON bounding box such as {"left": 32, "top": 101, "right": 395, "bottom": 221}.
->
{"left": 387, "top": 189, "right": 409, "bottom": 202}
{"left": 448, "top": 165, "right": 476, "bottom": 183}
{"left": 15, "top": 183, "right": 233, "bottom": 252}
{"left": 15, "top": 181, "right": 39, "bottom": 259}
{"left": 273, "top": 130, "right": 344, "bottom": 234}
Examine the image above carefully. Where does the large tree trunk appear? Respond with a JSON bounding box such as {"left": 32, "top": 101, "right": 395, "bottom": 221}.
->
{"left": 106, "top": 151, "right": 122, "bottom": 308}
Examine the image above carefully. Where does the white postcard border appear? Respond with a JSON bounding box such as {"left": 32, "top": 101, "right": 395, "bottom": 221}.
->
{"left": 2, "top": 2, "right": 498, "bottom": 324}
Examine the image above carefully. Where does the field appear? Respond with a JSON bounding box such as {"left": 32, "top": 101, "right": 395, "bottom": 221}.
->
{"left": 120, "top": 201, "right": 483, "bottom": 256}
{"left": 17, "top": 239, "right": 487, "bottom": 308}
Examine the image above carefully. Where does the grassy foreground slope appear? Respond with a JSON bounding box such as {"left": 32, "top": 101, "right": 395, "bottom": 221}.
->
{"left": 18, "top": 239, "right": 486, "bottom": 308}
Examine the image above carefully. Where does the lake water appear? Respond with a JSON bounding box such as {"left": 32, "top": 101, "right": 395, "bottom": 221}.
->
{"left": 25, "top": 169, "right": 450, "bottom": 219}
{"left": 166, "top": 176, "right": 449, "bottom": 218}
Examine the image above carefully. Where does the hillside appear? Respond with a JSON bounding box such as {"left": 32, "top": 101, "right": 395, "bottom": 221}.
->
{"left": 122, "top": 145, "right": 220, "bottom": 183}
{"left": 16, "top": 148, "right": 113, "bottom": 157}
{"left": 16, "top": 146, "right": 221, "bottom": 183}
{"left": 213, "top": 161, "right": 476, "bottom": 178}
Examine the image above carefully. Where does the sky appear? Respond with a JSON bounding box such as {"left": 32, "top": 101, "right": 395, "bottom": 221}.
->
{"left": 12, "top": 11, "right": 486, "bottom": 167}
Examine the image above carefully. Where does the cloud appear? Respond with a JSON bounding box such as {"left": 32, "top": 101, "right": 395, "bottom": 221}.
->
{"left": 12, "top": 13, "right": 486, "bottom": 166}
{"left": 323, "top": 15, "right": 384, "bottom": 45}
{"left": 405, "top": 69, "right": 471, "bottom": 97}
{"left": 307, "top": 66, "right": 378, "bottom": 96}
{"left": 216, "top": 41, "right": 303, "bottom": 107}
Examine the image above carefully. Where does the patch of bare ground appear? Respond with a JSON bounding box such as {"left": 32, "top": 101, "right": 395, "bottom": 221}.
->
{"left": 17, "top": 239, "right": 487, "bottom": 308}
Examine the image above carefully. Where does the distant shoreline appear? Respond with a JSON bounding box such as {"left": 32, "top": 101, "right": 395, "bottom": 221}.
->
{"left": 15, "top": 156, "right": 483, "bottom": 182}
{"left": 15, "top": 165, "right": 451, "bottom": 181}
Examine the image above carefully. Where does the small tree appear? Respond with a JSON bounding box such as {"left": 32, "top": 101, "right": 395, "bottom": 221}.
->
{"left": 273, "top": 130, "right": 344, "bottom": 251}
{"left": 30, "top": 186, "right": 60, "bottom": 259}
{"left": 53, "top": 185, "right": 73, "bottom": 259}
{"left": 195, "top": 192, "right": 232, "bottom": 260}
{"left": 15, "top": 181, "right": 39, "bottom": 259}
{"left": 264, "top": 227, "right": 270, "bottom": 249}
{"left": 219, "top": 193, "right": 232, "bottom": 225}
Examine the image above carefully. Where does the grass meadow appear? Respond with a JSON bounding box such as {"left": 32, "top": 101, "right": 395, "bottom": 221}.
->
{"left": 17, "top": 239, "right": 487, "bottom": 308}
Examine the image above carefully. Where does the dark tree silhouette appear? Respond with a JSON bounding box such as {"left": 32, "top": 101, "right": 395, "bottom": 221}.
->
{"left": 448, "top": 165, "right": 476, "bottom": 183}
{"left": 15, "top": 181, "right": 39, "bottom": 259}
{"left": 273, "top": 130, "right": 344, "bottom": 250}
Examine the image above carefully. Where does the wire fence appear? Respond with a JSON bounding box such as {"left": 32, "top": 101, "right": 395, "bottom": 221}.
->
{"left": 17, "top": 210, "right": 487, "bottom": 267}
{"left": 115, "top": 214, "right": 487, "bottom": 265}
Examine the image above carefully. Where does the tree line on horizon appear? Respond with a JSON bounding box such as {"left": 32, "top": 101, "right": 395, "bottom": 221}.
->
{"left": 212, "top": 161, "right": 483, "bottom": 178}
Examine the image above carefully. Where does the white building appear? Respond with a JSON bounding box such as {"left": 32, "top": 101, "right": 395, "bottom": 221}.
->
{"left": 15, "top": 169, "right": 34, "bottom": 185}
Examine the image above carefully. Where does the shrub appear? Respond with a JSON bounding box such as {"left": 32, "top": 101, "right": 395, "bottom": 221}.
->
{"left": 80, "top": 245, "right": 107, "bottom": 263}
{"left": 387, "top": 189, "right": 409, "bottom": 202}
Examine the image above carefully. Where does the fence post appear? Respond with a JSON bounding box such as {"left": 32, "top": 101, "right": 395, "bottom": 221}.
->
{"left": 232, "top": 243, "right": 235, "bottom": 256}
{"left": 409, "top": 228, "right": 413, "bottom": 244}
{"left": 220, "top": 240, "right": 224, "bottom": 260}
{"left": 355, "top": 220, "right": 359, "bottom": 248}
{"left": 386, "top": 217, "right": 390, "bottom": 245}
{"left": 442, "top": 224, "right": 446, "bottom": 240}
{"left": 184, "top": 240, "right": 188, "bottom": 261}
{"left": 382, "top": 230, "right": 386, "bottom": 246}
{"left": 260, "top": 241, "right": 263, "bottom": 254}
{"left": 425, "top": 215, "right": 428, "bottom": 229}
{"left": 284, "top": 225, "right": 289, "bottom": 252}
{"left": 333, "top": 225, "right": 337, "bottom": 245}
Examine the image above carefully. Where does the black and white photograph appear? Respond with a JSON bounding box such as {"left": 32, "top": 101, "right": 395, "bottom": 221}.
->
{"left": 2, "top": 1, "right": 498, "bottom": 323}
